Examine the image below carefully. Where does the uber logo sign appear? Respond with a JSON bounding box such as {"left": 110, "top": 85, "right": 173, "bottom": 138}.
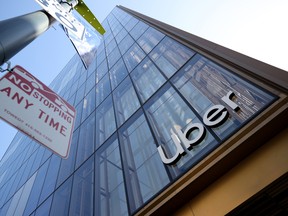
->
{"left": 157, "top": 91, "right": 239, "bottom": 165}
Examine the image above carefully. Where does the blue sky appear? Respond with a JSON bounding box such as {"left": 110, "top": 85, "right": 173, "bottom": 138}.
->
{"left": 0, "top": 0, "right": 287, "bottom": 160}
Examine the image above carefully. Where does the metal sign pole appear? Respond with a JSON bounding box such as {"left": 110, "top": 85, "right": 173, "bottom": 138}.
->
{"left": 0, "top": 10, "right": 55, "bottom": 66}
{"left": 0, "top": 0, "right": 105, "bottom": 67}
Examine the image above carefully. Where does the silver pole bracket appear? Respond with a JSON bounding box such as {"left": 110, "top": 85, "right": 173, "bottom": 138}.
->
{"left": 0, "top": 61, "right": 11, "bottom": 73}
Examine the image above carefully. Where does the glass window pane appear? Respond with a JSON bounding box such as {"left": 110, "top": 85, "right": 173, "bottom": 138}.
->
{"left": 24, "top": 159, "right": 49, "bottom": 216}
{"left": 119, "top": 13, "right": 132, "bottom": 26}
{"left": 95, "top": 135, "right": 128, "bottom": 216}
{"left": 104, "top": 32, "right": 114, "bottom": 46}
{"left": 171, "top": 55, "right": 276, "bottom": 139}
{"left": 29, "top": 147, "right": 45, "bottom": 176}
{"left": 85, "top": 72, "right": 96, "bottom": 95}
{"left": 144, "top": 83, "right": 217, "bottom": 173}
{"left": 73, "top": 101, "right": 83, "bottom": 130}
{"left": 0, "top": 199, "right": 12, "bottom": 216}
{"left": 95, "top": 95, "right": 116, "bottom": 148}
{"left": 87, "top": 58, "right": 97, "bottom": 77}
{"left": 107, "top": 47, "right": 121, "bottom": 69}
{"left": 56, "top": 129, "right": 79, "bottom": 187}
{"left": 113, "top": 77, "right": 140, "bottom": 127}
{"left": 106, "top": 38, "right": 117, "bottom": 56}
{"left": 34, "top": 195, "right": 52, "bottom": 216}
{"left": 68, "top": 91, "right": 76, "bottom": 105}
{"left": 96, "top": 73, "right": 111, "bottom": 107}
{"left": 78, "top": 69, "right": 87, "bottom": 87}
{"left": 96, "top": 59, "right": 108, "bottom": 83}
{"left": 49, "top": 177, "right": 72, "bottom": 216}
{"left": 149, "top": 37, "right": 195, "bottom": 78}
{"left": 111, "top": 24, "right": 122, "bottom": 36}
{"left": 123, "top": 43, "right": 146, "bottom": 72}
{"left": 137, "top": 27, "right": 165, "bottom": 54}
{"left": 109, "top": 58, "right": 129, "bottom": 90}
{"left": 38, "top": 155, "right": 61, "bottom": 205}
{"left": 96, "top": 50, "right": 106, "bottom": 67}
{"left": 81, "top": 87, "right": 96, "bottom": 122}
{"left": 76, "top": 112, "right": 95, "bottom": 168}
{"left": 69, "top": 156, "right": 94, "bottom": 216}
{"left": 131, "top": 57, "right": 166, "bottom": 103}
{"left": 74, "top": 83, "right": 86, "bottom": 106}
{"left": 119, "top": 111, "right": 170, "bottom": 211}
{"left": 13, "top": 173, "right": 37, "bottom": 216}
{"left": 115, "top": 28, "right": 128, "bottom": 44}
{"left": 125, "top": 17, "right": 138, "bottom": 32}
{"left": 118, "top": 34, "right": 134, "bottom": 55}
{"left": 130, "top": 21, "right": 149, "bottom": 40}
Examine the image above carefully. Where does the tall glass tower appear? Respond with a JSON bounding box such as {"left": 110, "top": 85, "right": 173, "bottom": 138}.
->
{"left": 0, "top": 6, "right": 287, "bottom": 216}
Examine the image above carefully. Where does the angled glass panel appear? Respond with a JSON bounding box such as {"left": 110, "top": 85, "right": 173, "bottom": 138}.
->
{"left": 118, "top": 12, "right": 132, "bottom": 27}
{"left": 130, "top": 21, "right": 149, "bottom": 40}
{"left": 111, "top": 22, "right": 122, "bottom": 36}
{"left": 29, "top": 146, "right": 46, "bottom": 177}
{"left": 110, "top": 19, "right": 120, "bottom": 32}
{"left": 40, "top": 148, "right": 52, "bottom": 164}
{"left": 34, "top": 195, "right": 52, "bottom": 216}
{"left": 87, "top": 58, "right": 97, "bottom": 77}
{"left": 38, "top": 155, "right": 61, "bottom": 205}
{"left": 123, "top": 43, "right": 146, "bottom": 72}
{"left": 74, "top": 83, "right": 86, "bottom": 106}
{"left": 68, "top": 92, "right": 76, "bottom": 107}
{"left": 76, "top": 111, "right": 95, "bottom": 168}
{"left": 113, "top": 77, "right": 140, "bottom": 127}
{"left": 106, "top": 38, "right": 117, "bottom": 56}
{"left": 96, "top": 73, "right": 111, "bottom": 107}
{"left": 131, "top": 57, "right": 166, "bottom": 103}
{"left": 95, "top": 135, "right": 128, "bottom": 216}
{"left": 115, "top": 28, "right": 128, "bottom": 44}
{"left": 49, "top": 177, "right": 72, "bottom": 216}
{"left": 119, "top": 110, "right": 170, "bottom": 212}
{"left": 97, "top": 42, "right": 105, "bottom": 55}
{"left": 118, "top": 34, "right": 134, "bottom": 55}
{"left": 0, "top": 199, "right": 12, "bottom": 216}
{"left": 107, "top": 47, "right": 121, "bottom": 69}
{"left": 13, "top": 173, "right": 37, "bottom": 216}
{"left": 81, "top": 87, "right": 96, "bottom": 123}
{"left": 96, "top": 50, "right": 106, "bottom": 67}
{"left": 137, "top": 27, "right": 165, "bottom": 54}
{"left": 101, "top": 19, "right": 109, "bottom": 32}
{"left": 124, "top": 17, "right": 138, "bottom": 32}
{"left": 104, "top": 32, "right": 114, "bottom": 46}
{"left": 95, "top": 95, "right": 116, "bottom": 148}
{"left": 23, "top": 160, "right": 49, "bottom": 215}
{"left": 171, "top": 54, "right": 276, "bottom": 139}
{"left": 109, "top": 58, "right": 129, "bottom": 90}
{"left": 69, "top": 156, "right": 94, "bottom": 216}
{"left": 73, "top": 101, "right": 83, "bottom": 130}
{"left": 78, "top": 69, "right": 87, "bottom": 88}
{"left": 149, "top": 37, "right": 195, "bottom": 78}
{"left": 16, "top": 152, "right": 36, "bottom": 190}
{"left": 85, "top": 72, "right": 96, "bottom": 95}
{"left": 68, "top": 82, "right": 79, "bottom": 100}
{"left": 56, "top": 129, "right": 79, "bottom": 187}
{"left": 144, "top": 83, "right": 216, "bottom": 173}
{"left": 96, "top": 59, "right": 108, "bottom": 83}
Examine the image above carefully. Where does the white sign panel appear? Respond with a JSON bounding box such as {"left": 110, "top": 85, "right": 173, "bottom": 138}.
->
{"left": 61, "top": 20, "right": 102, "bottom": 69}
{"left": 35, "top": 0, "right": 85, "bottom": 40}
{"left": 0, "top": 66, "right": 76, "bottom": 158}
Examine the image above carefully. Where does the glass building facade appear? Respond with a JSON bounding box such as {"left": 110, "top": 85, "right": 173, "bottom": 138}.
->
{"left": 0, "top": 6, "right": 280, "bottom": 216}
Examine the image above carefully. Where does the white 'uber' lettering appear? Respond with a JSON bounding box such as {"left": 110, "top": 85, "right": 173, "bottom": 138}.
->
{"left": 158, "top": 91, "right": 239, "bottom": 165}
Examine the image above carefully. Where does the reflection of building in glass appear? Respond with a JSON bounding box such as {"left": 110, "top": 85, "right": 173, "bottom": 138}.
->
{"left": 0, "top": 6, "right": 287, "bottom": 216}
